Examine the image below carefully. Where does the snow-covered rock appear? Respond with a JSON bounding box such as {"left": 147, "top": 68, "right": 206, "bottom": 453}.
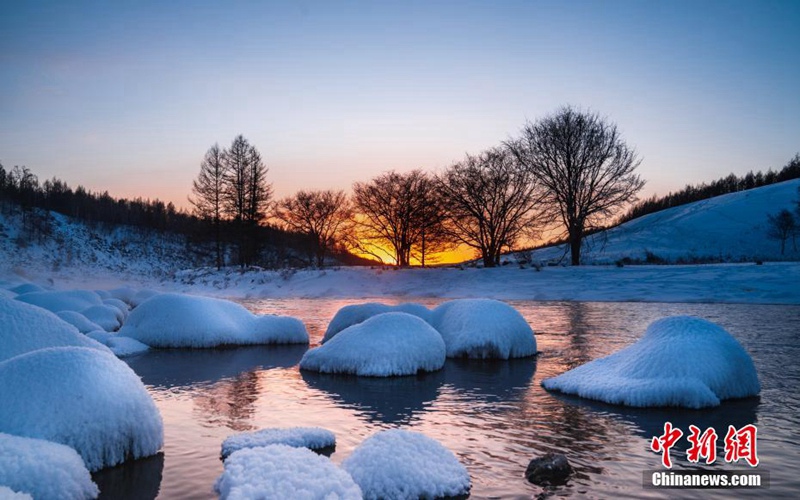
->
{"left": 221, "top": 427, "right": 336, "bottom": 459}
{"left": 342, "top": 429, "right": 471, "bottom": 499}
{"left": 131, "top": 289, "right": 161, "bottom": 307}
{"left": 102, "top": 298, "right": 130, "bottom": 319}
{"left": 108, "top": 287, "right": 137, "bottom": 305}
{"left": 118, "top": 293, "right": 308, "bottom": 348}
{"left": 215, "top": 444, "right": 362, "bottom": 500}
{"left": 80, "top": 304, "right": 122, "bottom": 332}
{"left": 0, "top": 298, "right": 110, "bottom": 362}
{"left": 0, "top": 346, "right": 163, "bottom": 471}
{"left": 322, "top": 302, "right": 431, "bottom": 343}
{"left": 55, "top": 310, "right": 103, "bottom": 333}
{"left": 431, "top": 299, "right": 537, "bottom": 359}
{"left": 8, "top": 283, "right": 45, "bottom": 296}
{"left": 0, "top": 433, "right": 99, "bottom": 500}
{"left": 541, "top": 316, "right": 761, "bottom": 408}
{"left": 301, "top": 312, "right": 445, "bottom": 376}
{"left": 87, "top": 331, "right": 150, "bottom": 357}
{"left": 14, "top": 290, "right": 102, "bottom": 313}
{"left": 0, "top": 486, "right": 32, "bottom": 499}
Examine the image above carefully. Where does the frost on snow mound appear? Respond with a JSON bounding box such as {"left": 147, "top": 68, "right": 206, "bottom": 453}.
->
{"left": 431, "top": 299, "right": 537, "bottom": 359}
{"left": 221, "top": 427, "right": 336, "bottom": 459}
{"left": 0, "top": 298, "right": 110, "bottom": 362}
{"left": 215, "top": 444, "right": 361, "bottom": 500}
{"left": 87, "top": 331, "right": 150, "bottom": 357}
{"left": 322, "top": 302, "right": 431, "bottom": 343}
{"left": 301, "top": 312, "right": 446, "bottom": 377}
{"left": 342, "top": 429, "right": 470, "bottom": 500}
{"left": 14, "top": 290, "right": 102, "bottom": 313}
{"left": 541, "top": 316, "right": 761, "bottom": 409}
{"left": 118, "top": 293, "right": 308, "bottom": 348}
{"left": 0, "top": 347, "right": 164, "bottom": 471}
{"left": 0, "top": 433, "right": 98, "bottom": 500}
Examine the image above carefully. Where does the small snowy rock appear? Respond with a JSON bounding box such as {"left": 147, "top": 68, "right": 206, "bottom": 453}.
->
{"left": 215, "top": 444, "right": 362, "bottom": 500}
{"left": 301, "top": 312, "right": 445, "bottom": 376}
{"left": 541, "top": 316, "right": 761, "bottom": 408}
{"left": 55, "top": 310, "right": 103, "bottom": 333}
{"left": 431, "top": 299, "right": 537, "bottom": 359}
{"left": 221, "top": 427, "right": 336, "bottom": 459}
{"left": 14, "top": 290, "right": 102, "bottom": 313}
{"left": 342, "top": 429, "right": 470, "bottom": 500}
{"left": 80, "top": 304, "right": 122, "bottom": 332}
{"left": 86, "top": 331, "right": 150, "bottom": 357}
{"left": 0, "top": 346, "right": 164, "bottom": 471}
{"left": 0, "top": 298, "right": 110, "bottom": 362}
{"left": 0, "top": 433, "right": 98, "bottom": 500}
{"left": 118, "top": 293, "right": 308, "bottom": 348}
{"left": 323, "top": 302, "right": 431, "bottom": 343}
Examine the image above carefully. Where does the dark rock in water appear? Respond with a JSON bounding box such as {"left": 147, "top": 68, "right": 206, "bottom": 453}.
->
{"left": 525, "top": 453, "right": 573, "bottom": 486}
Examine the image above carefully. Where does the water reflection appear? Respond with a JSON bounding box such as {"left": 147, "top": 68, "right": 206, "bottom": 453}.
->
{"left": 125, "top": 345, "right": 307, "bottom": 389}
{"left": 441, "top": 357, "right": 536, "bottom": 404}
{"left": 93, "top": 452, "right": 164, "bottom": 500}
{"left": 192, "top": 371, "right": 261, "bottom": 431}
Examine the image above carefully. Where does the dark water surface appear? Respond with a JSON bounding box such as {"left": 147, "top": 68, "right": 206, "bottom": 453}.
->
{"left": 97, "top": 300, "right": 800, "bottom": 499}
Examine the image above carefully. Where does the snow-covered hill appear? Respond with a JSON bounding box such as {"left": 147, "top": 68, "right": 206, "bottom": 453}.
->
{"left": 530, "top": 179, "right": 800, "bottom": 264}
{"left": 0, "top": 207, "right": 198, "bottom": 285}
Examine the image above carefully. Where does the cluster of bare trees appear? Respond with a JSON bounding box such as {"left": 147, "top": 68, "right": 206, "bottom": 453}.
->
{"left": 190, "top": 135, "right": 272, "bottom": 267}
{"left": 191, "top": 107, "right": 645, "bottom": 268}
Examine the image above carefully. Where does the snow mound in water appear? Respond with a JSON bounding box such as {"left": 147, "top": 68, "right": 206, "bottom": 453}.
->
{"left": 102, "top": 298, "right": 130, "bottom": 319}
{"left": 8, "top": 283, "right": 45, "bottom": 296}
{"left": 322, "top": 302, "right": 431, "bottom": 343}
{"left": 215, "top": 444, "right": 361, "bottom": 500}
{"left": 431, "top": 299, "right": 537, "bottom": 359}
{"left": 221, "top": 427, "right": 336, "bottom": 459}
{"left": 81, "top": 304, "right": 122, "bottom": 332}
{"left": 87, "top": 331, "right": 150, "bottom": 357}
{"left": 118, "top": 293, "right": 308, "bottom": 348}
{"left": 342, "top": 429, "right": 470, "bottom": 499}
{"left": 301, "top": 312, "right": 445, "bottom": 376}
{"left": 14, "top": 290, "right": 102, "bottom": 313}
{"left": 0, "top": 346, "right": 163, "bottom": 471}
{"left": 0, "top": 432, "right": 98, "bottom": 500}
{"left": 55, "top": 310, "right": 103, "bottom": 333}
{"left": 541, "top": 316, "right": 761, "bottom": 408}
{"left": 0, "top": 298, "right": 110, "bottom": 362}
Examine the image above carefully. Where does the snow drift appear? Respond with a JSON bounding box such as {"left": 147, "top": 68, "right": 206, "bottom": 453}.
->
{"left": 14, "top": 290, "right": 103, "bottom": 313}
{"left": 322, "top": 302, "right": 431, "bottom": 343}
{"left": 431, "top": 299, "right": 537, "bottom": 359}
{"left": 221, "top": 427, "right": 336, "bottom": 459}
{"left": 215, "top": 444, "right": 362, "bottom": 500}
{"left": 0, "top": 298, "right": 110, "bottom": 362}
{"left": 0, "top": 433, "right": 98, "bottom": 500}
{"left": 118, "top": 293, "right": 308, "bottom": 348}
{"left": 0, "top": 346, "right": 164, "bottom": 470}
{"left": 342, "top": 429, "right": 471, "bottom": 499}
{"left": 541, "top": 316, "right": 761, "bottom": 408}
{"left": 300, "top": 312, "right": 446, "bottom": 376}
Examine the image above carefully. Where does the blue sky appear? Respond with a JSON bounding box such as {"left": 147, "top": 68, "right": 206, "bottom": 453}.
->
{"left": 1, "top": 0, "right": 798, "bottom": 208}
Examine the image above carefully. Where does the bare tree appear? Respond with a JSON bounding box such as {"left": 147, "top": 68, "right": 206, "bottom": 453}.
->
{"left": 767, "top": 209, "right": 796, "bottom": 255}
{"left": 351, "top": 170, "right": 444, "bottom": 266}
{"left": 438, "top": 147, "right": 547, "bottom": 267}
{"left": 223, "top": 135, "right": 272, "bottom": 266}
{"left": 189, "top": 143, "right": 226, "bottom": 269}
{"left": 509, "top": 106, "right": 645, "bottom": 265}
{"left": 274, "top": 189, "right": 352, "bottom": 267}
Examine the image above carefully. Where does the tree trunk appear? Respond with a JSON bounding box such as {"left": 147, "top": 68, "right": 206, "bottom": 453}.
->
{"left": 570, "top": 232, "right": 582, "bottom": 266}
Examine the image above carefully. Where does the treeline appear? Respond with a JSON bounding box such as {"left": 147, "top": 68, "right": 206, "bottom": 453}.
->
{"left": 619, "top": 154, "right": 800, "bottom": 224}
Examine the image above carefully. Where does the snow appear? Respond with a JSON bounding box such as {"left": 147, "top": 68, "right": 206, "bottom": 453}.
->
{"left": 215, "top": 444, "right": 361, "bottom": 500}
{"left": 14, "top": 290, "right": 102, "bottom": 313}
{"left": 431, "top": 299, "right": 537, "bottom": 359}
{"left": 221, "top": 427, "right": 336, "bottom": 459}
{"left": 0, "top": 298, "right": 110, "bottom": 362}
{"left": 322, "top": 302, "right": 431, "bottom": 343}
{"left": 86, "top": 331, "right": 150, "bottom": 357}
{"left": 55, "top": 310, "right": 103, "bottom": 333}
{"left": 80, "top": 304, "right": 122, "bottom": 332}
{"left": 541, "top": 316, "right": 761, "bottom": 408}
{"left": 531, "top": 178, "right": 800, "bottom": 264}
{"left": 8, "top": 283, "right": 44, "bottom": 295}
{"left": 0, "top": 346, "right": 164, "bottom": 471}
{"left": 0, "top": 433, "right": 98, "bottom": 500}
{"left": 102, "top": 298, "right": 130, "bottom": 318}
{"left": 342, "top": 429, "right": 471, "bottom": 500}
{"left": 300, "top": 312, "right": 446, "bottom": 376}
{"left": 118, "top": 293, "right": 308, "bottom": 348}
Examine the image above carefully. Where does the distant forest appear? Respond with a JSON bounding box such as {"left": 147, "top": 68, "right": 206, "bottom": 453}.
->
{"left": 618, "top": 154, "right": 800, "bottom": 224}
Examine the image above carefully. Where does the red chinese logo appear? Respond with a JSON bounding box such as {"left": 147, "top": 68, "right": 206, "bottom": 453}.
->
{"left": 650, "top": 423, "right": 759, "bottom": 467}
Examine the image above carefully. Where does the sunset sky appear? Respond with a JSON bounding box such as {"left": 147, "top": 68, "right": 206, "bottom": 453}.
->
{"left": 1, "top": 0, "right": 798, "bottom": 210}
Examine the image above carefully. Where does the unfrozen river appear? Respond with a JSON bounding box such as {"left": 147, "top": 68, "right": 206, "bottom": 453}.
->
{"left": 95, "top": 299, "right": 800, "bottom": 499}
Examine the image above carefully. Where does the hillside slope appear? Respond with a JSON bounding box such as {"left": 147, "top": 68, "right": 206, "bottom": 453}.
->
{"left": 530, "top": 179, "right": 800, "bottom": 264}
